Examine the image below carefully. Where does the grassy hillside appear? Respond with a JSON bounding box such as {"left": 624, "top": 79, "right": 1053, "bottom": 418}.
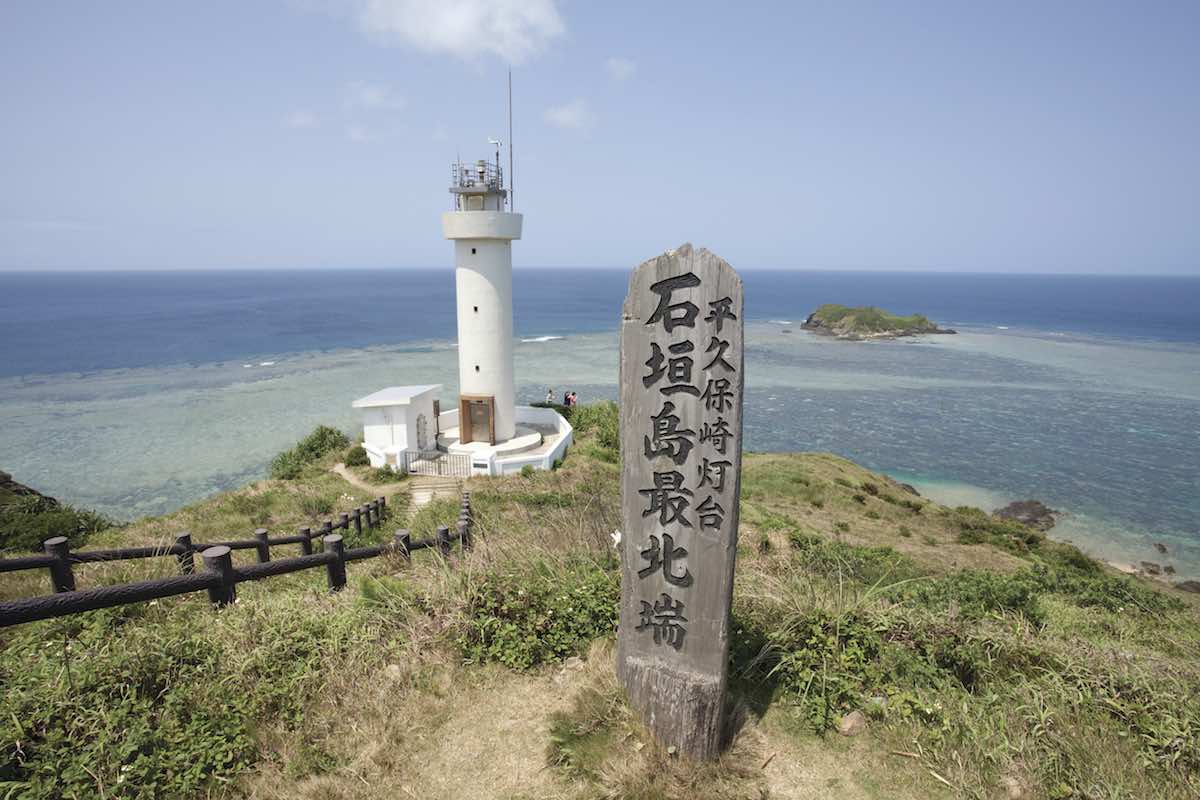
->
{"left": 2, "top": 406, "right": 1197, "bottom": 799}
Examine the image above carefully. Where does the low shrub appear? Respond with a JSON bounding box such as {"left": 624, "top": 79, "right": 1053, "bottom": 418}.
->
{"left": 954, "top": 506, "right": 1042, "bottom": 553}
{"left": 570, "top": 402, "right": 619, "bottom": 453}
{"left": 297, "top": 491, "right": 334, "bottom": 518}
{"left": 0, "top": 611, "right": 254, "bottom": 798}
{"left": 896, "top": 569, "right": 1047, "bottom": 623}
{"left": 0, "top": 494, "right": 114, "bottom": 551}
{"left": 268, "top": 449, "right": 307, "bottom": 480}
{"left": 365, "top": 466, "right": 399, "bottom": 485}
{"left": 788, "top": 529, "right": 923, "bottom": 586}
{"left": 344, "top": 445, "right": 369, "bottom": 467}
{"left": 457, "top": 560, "right": 619, "bottom": 670}
{"left": 894, "top": 557, "right": 1185, "bottom": 625}
{"left": 269, "top": 425, "right": 349, "bottom": 480}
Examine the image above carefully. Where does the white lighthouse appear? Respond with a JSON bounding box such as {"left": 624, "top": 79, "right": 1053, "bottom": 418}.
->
{"left": 442, "top": 154, "right": 521, "bottom": 444}
{"left": 351, "top": 143, "right": 572, "bottom": 477}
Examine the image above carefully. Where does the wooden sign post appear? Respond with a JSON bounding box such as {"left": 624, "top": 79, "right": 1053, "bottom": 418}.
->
{"left": 617, "top": 243, "right": 744, "bottom": 760}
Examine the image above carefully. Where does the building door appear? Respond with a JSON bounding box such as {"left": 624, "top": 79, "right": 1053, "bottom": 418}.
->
{"left": 459, "top": 395, "right": 496, "bottom": 445}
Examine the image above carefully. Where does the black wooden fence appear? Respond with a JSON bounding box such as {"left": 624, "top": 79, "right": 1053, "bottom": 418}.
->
{"left": 0, "top": 492, "right": 474, "bottom": 629}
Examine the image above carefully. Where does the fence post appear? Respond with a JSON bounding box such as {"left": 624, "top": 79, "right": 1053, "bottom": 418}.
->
{"left": 324, "top": 534, "right": 346, "bottom": 591}
{"left": 320, "top": 520, "right": 332, "bottom": 551}
{"left": 457, "top": 519, "right": 472, "bottom": 552}
{"left": 202, "top": 545, "right": 236, "bottom": 606}
{"left": 175, "top": 532, "right": 195, "bottom": 574}
{"left": 364, "top": 503, "right": 374, "bottom": 529}
{"left": 339, "top": 512, "right": 350, "bottom": 533}
{"left": 43, "top": 536, "right": 76, "bottom": 593}
{"left": 353, "top": 507, "right": 363, "bottom": 536}
{"left": 394, "top": 530, "right": 411, "bottom": 563}
{"left": 254, "top": 528, "right": 271, "bottom": 563}
{"left": 379, "top": 495, "right": 387, "bottom": 519}
{"left": 299, "top": 526, "right": 313, "bottom": 556}
{"left": 437, "top": 525, "right": 452, "bottom": 558}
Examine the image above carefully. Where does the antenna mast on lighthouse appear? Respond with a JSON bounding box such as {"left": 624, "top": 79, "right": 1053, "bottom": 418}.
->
{"left": 508, "top": 69, "right": 514, "bottom": 211}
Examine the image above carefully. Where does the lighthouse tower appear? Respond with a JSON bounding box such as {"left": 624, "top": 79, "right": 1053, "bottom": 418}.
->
{"left": 442, "top": 155, "right": 522, "bottom": 444}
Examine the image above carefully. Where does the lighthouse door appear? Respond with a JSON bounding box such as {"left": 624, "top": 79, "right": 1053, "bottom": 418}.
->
{"left": 459, "top": 395, "right": 496, "bottom": 445}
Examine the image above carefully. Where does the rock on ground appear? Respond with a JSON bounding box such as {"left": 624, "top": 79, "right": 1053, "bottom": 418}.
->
{"left": 0, "top": 470, "right": 58, "bottom": 506}
{"left": 992, "top": 500, "right": 1057, "bottom": 531}
{"left": 838, "top": 710, "right": 867, "bottom": 737}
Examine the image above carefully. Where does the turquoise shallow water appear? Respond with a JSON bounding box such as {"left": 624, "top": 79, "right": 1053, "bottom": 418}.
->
{"left": 1, "top": 320, "right": 1197, "bottom": 579}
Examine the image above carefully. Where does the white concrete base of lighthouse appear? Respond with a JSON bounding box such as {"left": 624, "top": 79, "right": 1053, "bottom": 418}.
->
{"left": 435, "top": 404, "right": 574, "bottom": 476}
{"left": 438, "top": 424, "right": 544, "bottom": 456}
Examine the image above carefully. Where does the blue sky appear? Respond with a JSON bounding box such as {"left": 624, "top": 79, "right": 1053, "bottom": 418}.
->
{"left": 1, "top": 1, "right": 1197, "bottom": 273}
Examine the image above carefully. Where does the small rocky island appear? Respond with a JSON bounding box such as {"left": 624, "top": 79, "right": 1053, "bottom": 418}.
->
{"left": 801, "top": 304, "right": 957, "bottom": 340}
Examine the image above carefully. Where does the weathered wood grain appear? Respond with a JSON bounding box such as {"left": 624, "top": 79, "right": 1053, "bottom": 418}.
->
{"left": 617, "top": 243, "right": 744, "bottom": 760}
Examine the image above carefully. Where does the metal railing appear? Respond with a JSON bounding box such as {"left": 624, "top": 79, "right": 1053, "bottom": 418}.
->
{"left": 404, "top": 450, "right": 471, "bottom": 478}
{"left": 450, "top": 160, "right": 503, "bottom": 192}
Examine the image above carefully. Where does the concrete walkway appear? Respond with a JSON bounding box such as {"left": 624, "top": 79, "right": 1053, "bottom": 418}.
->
{"left": 408, "top": 477, "right": 462, "bottom": 510}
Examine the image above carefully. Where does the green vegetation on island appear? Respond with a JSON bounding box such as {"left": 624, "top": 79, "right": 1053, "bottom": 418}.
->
{"left": 2, "top": 406, "right": 1199, "bottom": 799}
{"left": 802, "top": 303, "right": 956, "bottom": 339}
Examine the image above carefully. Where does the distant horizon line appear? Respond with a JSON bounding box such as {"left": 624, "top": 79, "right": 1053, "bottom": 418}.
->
{"left": 1, "top": 265, "right": 1197, "bottom": 278}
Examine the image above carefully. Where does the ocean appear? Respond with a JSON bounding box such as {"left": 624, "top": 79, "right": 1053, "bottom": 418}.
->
{"left": 1, "top": 268, "right": 1198, "bottom": 577}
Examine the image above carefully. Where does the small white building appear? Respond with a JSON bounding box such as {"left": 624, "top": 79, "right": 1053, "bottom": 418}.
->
{"left": 351, "top": 385, "right": 441, "bottom": 470}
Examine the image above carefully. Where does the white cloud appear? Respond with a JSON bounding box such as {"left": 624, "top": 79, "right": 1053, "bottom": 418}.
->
{"left": 354, "top": 0, "right": 565, "bottom": 64}
{"left": 345, "top": 124, "right": 378, "bottom": 143}
{"left": 543, "top": 99, "right": 595, "bottom": 130}
{"left": 284, "top": 110, "right": 321, "bottom": 129}
{"left": 605, "top": 57, "right": 635, "bottom": 80}
{"left": 344, "top": 81, "right": 405, "bottom": 110}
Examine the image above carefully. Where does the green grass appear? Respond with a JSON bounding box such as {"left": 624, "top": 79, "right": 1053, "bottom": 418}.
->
{"left": 0, "top": 490, "right": 115, "bottom": 552}
{"left": 2, "top": 408, "right": 1198, "bottom": 800}
{"left": 0, "top": 586, "right": 396, "bottom": 799}
{"left": 732, "top": 499, "right": 1200, "bottom": 798}
{"left": 457, "top": 558, "right": 618, "bottom": 670}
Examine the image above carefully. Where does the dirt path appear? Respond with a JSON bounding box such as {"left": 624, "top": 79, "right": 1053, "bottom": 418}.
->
{"left": 401, "top": 663, "right": 588, "bottom": 799}
{"left": 331, "top": 463, "right": 460, "bottom": 510}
